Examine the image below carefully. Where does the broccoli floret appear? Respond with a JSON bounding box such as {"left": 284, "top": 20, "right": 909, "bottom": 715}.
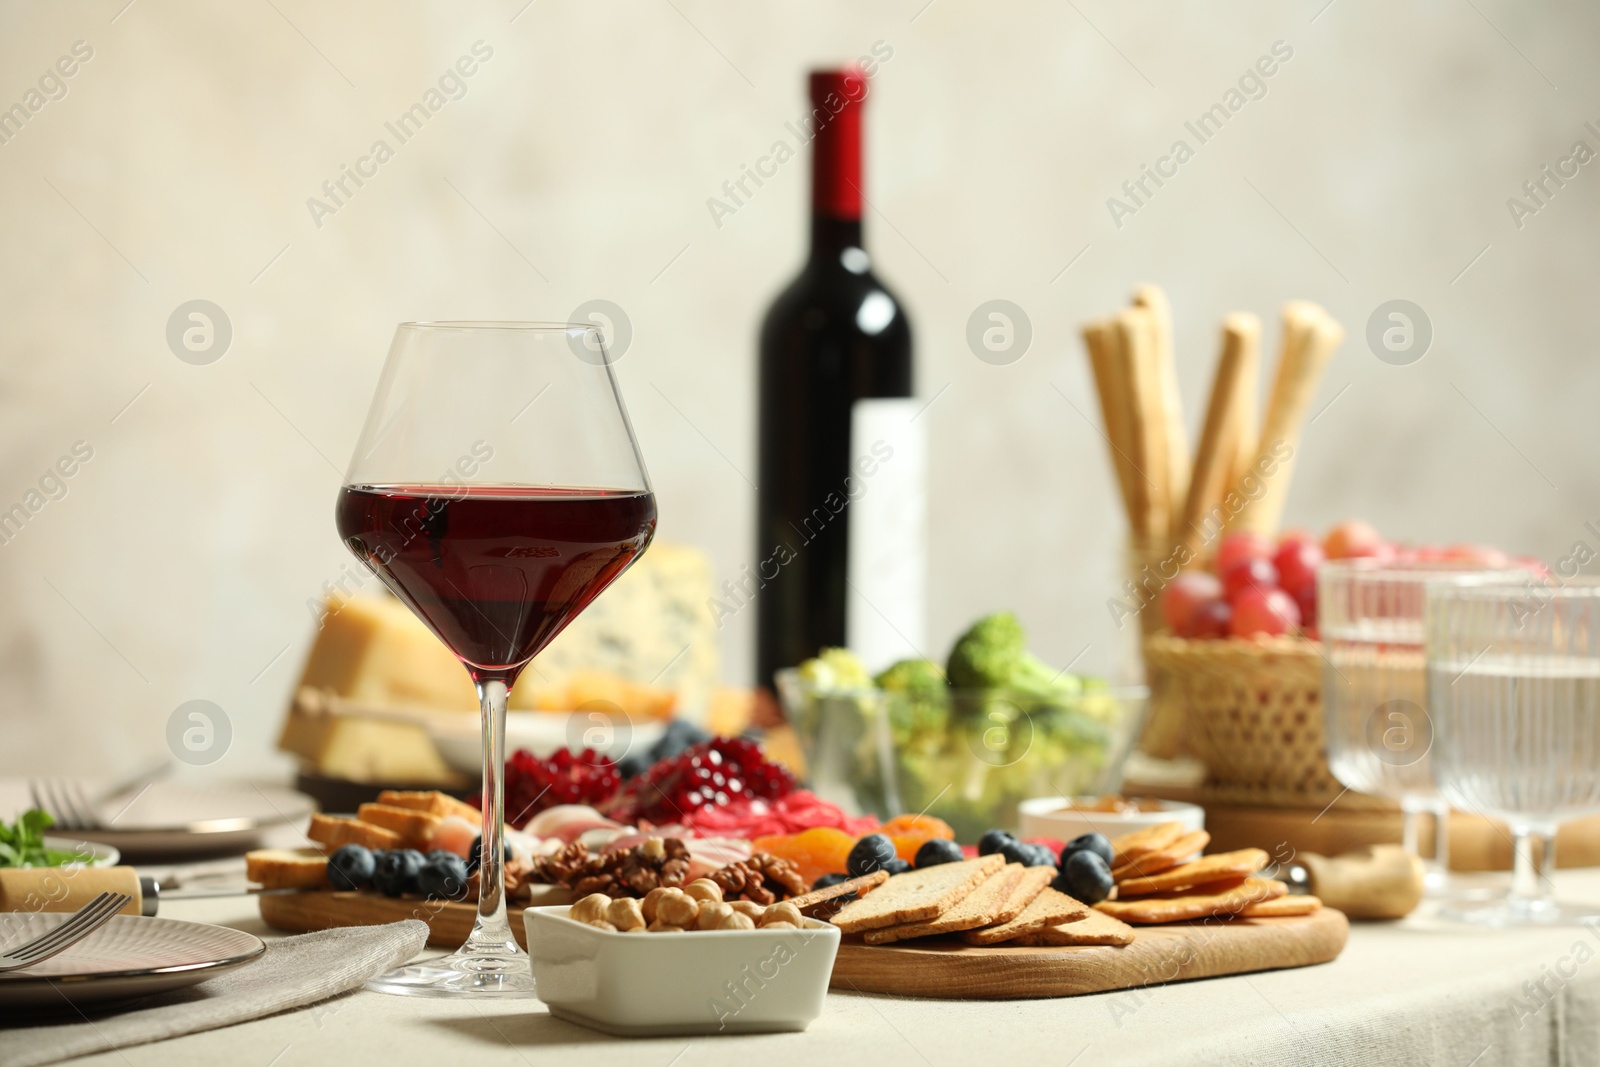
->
{"left": 945, "top": 612, "right": 1080, "bottom": 700}
{"left": 796, "top": 647, "right": 872, "bottom": 692}
{"left": 874, "top": 658, "right": 947, "bottom": 697}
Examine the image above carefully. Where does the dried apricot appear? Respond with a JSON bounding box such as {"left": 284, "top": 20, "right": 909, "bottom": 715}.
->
{"left": 881, "top": 814, "right": 955, "bottom": 839}
{"left": 749, "top": 826, "right": 855, "bottom": 886}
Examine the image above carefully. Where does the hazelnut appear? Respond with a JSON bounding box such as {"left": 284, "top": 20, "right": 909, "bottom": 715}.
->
{"left": 716, "top": 911, "right": 757, "bottom": 931}
{"left": 729, "top": 900, "right": 765, "bottom": 920}
{"left": 641, "top": 886, "right": 674, "bottom": 924}
{"left": 587, "top": 920, "right": 618, "bottom": 932}
{"left": 569, "top": 893, "right": 611, "bottom": 925}
{"left": 647, "top": 919, "right": 685, "bottom": 933}
{"left": 696, "top": 902, "right": 734, "bottom": 930}
{"left": 606, "top": 896, "right": 646, "bottom": 932}
{"left": 641, "top": 837, "right": 666, "bottom": 861}
{"left": 684, "top": 878, "right": 723, "bottom": 905}
{"left": 761, "top": 920, "right": 798, "bottom": 930}
{"left": 621, "top": 924, "right": 647, "bottom": 933}
{"left": 655, "top": 889, "right": 700, "bottom": 927}
{"left": 760, "top": 902, "right": 804, "bottom": 928}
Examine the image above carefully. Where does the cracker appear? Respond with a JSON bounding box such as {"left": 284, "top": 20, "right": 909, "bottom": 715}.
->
{"left": 1111, "top": 829, "right": 1210, "bottom": 880}
{"left": 1109, "top": 821, "right": 1187, "bottom": 866}
{"left": 1115, "top": 848, "right": 1269, "bottom": 896}
{"left": 961, "top": 886, "right": 1090, "bottom": 945}
{"left": 1238, "top": 894, "right": 1322, "bottom": 918}
{"left": 788, "top": 870, "right": 889, "bottom": 917}
{"left": 990, "top": 865, "right": 1053, "bottom": 925}
{"left": 830, "top": 856, "right": 1004, "bottom": 933}
{"left": 1095, "top": 877, "right": 1287, "bottom": 924}
{"left": 863, "top": 865, "right": 1025, "bottom": 944}
{"left": 1015, "top": 908, "right": 1136, "bottom": 947}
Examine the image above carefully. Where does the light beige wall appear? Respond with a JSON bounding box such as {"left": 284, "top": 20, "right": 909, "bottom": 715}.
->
{"left": 0, "top": 0, "right": 1594, "bottom": 775}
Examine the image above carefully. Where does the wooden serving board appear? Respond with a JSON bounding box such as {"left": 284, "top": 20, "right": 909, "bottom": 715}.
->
{"left": 259, "top": 890, "right": 570, "bottom": 949}
{"left": 830, "top": 909, "right": 1348, "bottom": 999}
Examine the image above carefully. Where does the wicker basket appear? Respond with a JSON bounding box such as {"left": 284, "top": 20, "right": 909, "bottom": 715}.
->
{"left": 1143, "top": 633, "right": 1383, "bottom": 808}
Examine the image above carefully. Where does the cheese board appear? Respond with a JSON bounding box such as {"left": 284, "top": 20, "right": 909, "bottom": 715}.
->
{"left": 259, "top": 890, "right": 564, "bottom": 949}
{"left": 830, "top": 908, "right": 1348, "bottom": 999}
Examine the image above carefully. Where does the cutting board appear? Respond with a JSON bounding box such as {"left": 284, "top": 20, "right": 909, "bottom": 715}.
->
{"left": 260, "top": 890, "right": 560, "bottom": 949}
{"left": 830, "top": 908, "right": 1348, "bottom": 999}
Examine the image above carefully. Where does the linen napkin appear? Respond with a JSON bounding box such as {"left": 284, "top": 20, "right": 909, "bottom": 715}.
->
{"left": 0, "top": 920, "right": 428, "bottom": 1067}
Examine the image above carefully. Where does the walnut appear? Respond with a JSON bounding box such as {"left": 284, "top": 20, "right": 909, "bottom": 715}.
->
{"left": 541, "top": 838, "right": 694, "bottom": 901}
{"left": 712, "top": 853, "right": 806, "bottom": 905}
{"left": 529, "top": 841, "right": 600, "bottom": 888}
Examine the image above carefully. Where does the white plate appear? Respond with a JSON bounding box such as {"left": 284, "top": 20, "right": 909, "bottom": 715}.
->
{"left": 64, "top": 783, "right": 316, "bottom": 860}
{"left": 1018, "top": 796, "right": 1205, "bottom": 844}
{"left": 40, "top": 835, "right": 120, "bottom": 867}
{"left": 430, "top": 712, "right": 667, "bottom": 776}
{"left": 0, "top": 913, "right": 264, "bottom": 1007}
{"left": 525, "top": 904, "right": 839, "bottom": 1035}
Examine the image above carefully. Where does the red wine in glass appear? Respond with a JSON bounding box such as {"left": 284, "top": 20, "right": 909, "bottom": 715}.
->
{"left": 337, "top": 484, "right": 657, "bottom": 676}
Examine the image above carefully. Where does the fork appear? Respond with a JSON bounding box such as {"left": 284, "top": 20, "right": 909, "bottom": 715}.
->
{"left": 28, "top": 778, "right": 103, "bottom": 831}
{"left": 0, "top": 892, "right": 132, "bottom": 973}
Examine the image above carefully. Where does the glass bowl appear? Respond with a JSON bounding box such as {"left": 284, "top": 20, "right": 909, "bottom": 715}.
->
{"left": 775, "top": 669, "right": 1148, "bottom": 841}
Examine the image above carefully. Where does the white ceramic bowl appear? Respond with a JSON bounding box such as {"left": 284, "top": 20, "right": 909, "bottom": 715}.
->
{"left": 1018, "top": 796, "right": 1204, "bottom": 845}
{"left": 430, "top": 712, "right": 667, "bottom": 775}
{"left": 43, "top": 836, "right": 120, "bottom": 867}
{"left": 524, "top": 904, "right": 840, "bottom": 1036}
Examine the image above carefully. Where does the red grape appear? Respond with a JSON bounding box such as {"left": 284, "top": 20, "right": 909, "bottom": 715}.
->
{"left": 1189, "top": 599, "right": 1232, "bottom": 638}
{"left": 1274, "top": 539, "right": 1325, "bottom": 597}
{"left": 1215, "top": 532, "right": 1275, "bottom": 577}
{"left": 1222, "top": 557, "right": 1279, "bottom": 599}
{"left": 1162, "top": 572, "right": 1223, "bottom": 634}
{"left": 1229, "top": 587, "right": 1301, "bottom": 638}
{"left": 1323, "top": 519, "right": 1385, "bottom": 560}
{"left": 1293, "top": 583, "right": 1317, "bottom": 633}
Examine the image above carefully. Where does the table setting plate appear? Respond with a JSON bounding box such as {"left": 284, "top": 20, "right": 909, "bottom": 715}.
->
{"left": 0, "top": 913, "right": 265, "bottom": 1008}
{"left": 63, "top": 782, "right": 315, "bottom": 860}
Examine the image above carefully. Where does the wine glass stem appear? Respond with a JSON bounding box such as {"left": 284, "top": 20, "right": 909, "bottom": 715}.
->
{"left": 466, "top": 676, "right": 517, "bottom": 955}
{"left": 1509, "top": 822, "right": 1557, "bottom": 909}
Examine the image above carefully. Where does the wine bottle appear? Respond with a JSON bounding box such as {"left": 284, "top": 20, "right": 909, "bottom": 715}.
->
{"left": 756, "top": 66, "right": 922, "bottom": 687}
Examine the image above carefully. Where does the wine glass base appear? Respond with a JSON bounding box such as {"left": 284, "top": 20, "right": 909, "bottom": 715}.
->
{"left": 1436, "top": 897, "right": 1600, "bottom": 929}
{"left": 1421, "top": 868, "right": 1501, "bottom": 902}
{"left": 364, "top": 948, "right": 539, "bottom": 998}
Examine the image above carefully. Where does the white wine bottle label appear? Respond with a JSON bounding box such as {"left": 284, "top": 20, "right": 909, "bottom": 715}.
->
{"left": 847, "top": 397, "right": 926, "bottom": 673}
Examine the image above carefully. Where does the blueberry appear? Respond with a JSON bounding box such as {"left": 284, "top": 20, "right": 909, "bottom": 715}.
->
{"left": 425, "top": 849, "right": 461, "bottom": 867}
{"left": 998, "top": 839, "right": 1033, "bottom": 866}
{"left": 812, "top": 872, "right": 852, "bottom": 891}
{"left": 882, "top": 858, "right": 912, "bottom": 876}
{"left": 327, "top": 844, "right": 375, "bottom": 891}
{"left": 914, "top": 838, "right": 965, "bottom": 869}
{"left": 416, "top": 854, "right": 471, "bottom": 900}
{"left": 1028, "top": 843, "right": 1059, "bottom": 869}
{"left": 649, "top": 720, "right": 711, "bottom": 763}
{"left": 466, "top": 836, "right": 515, "bottom": 875}
{"left": 371, "top": 849, "right": 425, "bottom": 897}
{"left": 1062, "top": 832, "right": 1114, "bottom": 867}
{"left": 1054, "top": 849, "right": 1114, "bottom": 904}
{"left": 977, "top": 829, "right": 1015, "bottom": 856}
{"left": 846, "top": 833, "right": 898, "bottom": 877}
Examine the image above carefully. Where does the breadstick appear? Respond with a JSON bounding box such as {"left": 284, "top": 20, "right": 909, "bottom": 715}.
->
{"left": 1180, "top": 312, "right": 1260, "bottom": 556}
{"left": 1228, "top": 302, "right": 1344, "bottom": 537}
{"left": 1114, "top": 307, "right": 1166, "bottom": 542}
{"left": 1081, "top": 319, "right": 1138, "bottom": 532}
{"left": 1226, "top": 333, "right": 1259, "bottom": 512}
{"left": 1133, "top": 284, "right": 1188, "bottom": 543}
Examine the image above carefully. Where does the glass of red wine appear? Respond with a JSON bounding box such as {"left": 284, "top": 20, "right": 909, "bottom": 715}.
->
{"left": 337, "top": 321, "right": 656, "bottom": 997}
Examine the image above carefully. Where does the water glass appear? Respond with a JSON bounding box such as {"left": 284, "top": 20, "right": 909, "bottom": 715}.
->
{"left": 1425, "top": 574, "right": 1600, "bottom": 926}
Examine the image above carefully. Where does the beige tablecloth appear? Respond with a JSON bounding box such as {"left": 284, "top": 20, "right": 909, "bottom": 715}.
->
{"left": 30, "top": 868, "right": 1600, "bottom": 1067}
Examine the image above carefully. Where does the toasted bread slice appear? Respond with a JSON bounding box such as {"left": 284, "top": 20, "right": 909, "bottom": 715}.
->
{"left": 1109, "top": 821, "right": 1186, "bottom": 867}
{"left": 1237, "top": 894, "right": 1321, "bottom": 918}
{"left": 306, "top": 813, "right": 401, "bottom": 853}
{"left": 357, "top": 803, "right": 443, "bottom": 847}
{"left": 1111, "top": 829, "right": 1211, "bottom": 880}
{"left": 788, "top": 870, "right": 890, "bottom": 919}
{"left": 376, "top": 789, "right": 480, "bottom": 823}
{"left": 1115, "top": 848, "right": 1269, "bottom": 896}
{"left": 830, "top": 855, "right": 1004, "bottom": 933}
{"left": 1096, "top": 876, "right": 1287, "bottom": 924}
{"left": 863, "top": 864, "right": 1024, "bottom": 944}
{"left": 1015, "top": 908, "right": 1136, "bottom": 947}
{"left": 990, "top": 865, "right": 1053, "bottom": 925}
{"left": 961, "top": 887, "right": 1090, "bottom": 945}
{"left": 247, "top": 847, "right": 330, "bottom": 890}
